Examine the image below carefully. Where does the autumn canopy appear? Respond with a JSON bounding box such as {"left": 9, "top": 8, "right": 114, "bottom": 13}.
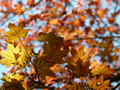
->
{"left": 0, "top": 0, "right": 120, "bottom": 90}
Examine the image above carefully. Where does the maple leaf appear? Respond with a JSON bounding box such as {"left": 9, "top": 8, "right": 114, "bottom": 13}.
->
{"left": 91, "top": 64, "right": 116, "bottom": 78}
{"left": 74, "top": 19, "right": 80, "bottom": 27}
{"left": 0, "top": 43, "right": 31, "bottom": 69}
{"left": 49, "top": 19, "right": 63, "bottom": 25}
{"left": 113, "top": 47, "right": 119, "bottom": 54}
{"left": 50, "top": 64, "right": 66, "bottom": 74}
{"left": 0, "top": 73, "right": 27, "bottom": 90}
{"left": 0, "top": 43, "right": 20, "bottom": 68}
{"left": 66, "top": 46, "right": 91, "bottom": 77}
{"left": 3, "top": 22, "right": 29, "bottom": 43}
{"left": 27, "top": 0, "right": 35, "bottom": 7}
{"left": 33, "top": 55, "right": 55, "bottom": 80}
{"left": 14, "top": 2, "right": 23, "bottom": 15}
{"left": 19, "top": 42, "right": 32, "bottom": 61}
{"left": 88, "top": 75, "right": 110, "bottom": 90}
{"left": 37, "top": 32, "right": 64, "bottom": 45}
{"left": 71, "top": 58, "right": 91, "bottom": 78}
{"left": 64, "top": 81, "right": 81, "bottom": 90}
{"left": 43, "top": 42, "right": 69, "bottom": 64}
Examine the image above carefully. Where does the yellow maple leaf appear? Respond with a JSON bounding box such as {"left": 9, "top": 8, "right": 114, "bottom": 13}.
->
{"left": 3, "top": 22, "right": 29, "bottom": 43}
{"left": 0, "top": 73, "right": 27, "bottom": 90}
{"left": 91, "top": 64, "right": 115, "bottom": 78}
{"left": 37, "top": 32, "right": 64, "bottom": 45}
{"left": 0, "top": 44, "right": 20, "bottom": 68}
{"left": 0, "top": 43, "right": 31, "bottom": 69}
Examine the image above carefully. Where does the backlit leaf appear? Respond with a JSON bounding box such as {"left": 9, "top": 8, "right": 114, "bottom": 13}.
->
{"left": 37, "top": 32, "right": 64, "bottom": 45}
{"left": 3, "top": 22, "right": 29, "bottom": 43}
{"left": 91, "top": 65, "right": 115, "bottom": 78}
{"left": 43, "top": 42, "right": 69, "bottom": 64}
{"left": 0, "top": 44, "right": 20, "bottom": 68}
{"left": 66, "top": 46, "right": 91, "bottom": 78}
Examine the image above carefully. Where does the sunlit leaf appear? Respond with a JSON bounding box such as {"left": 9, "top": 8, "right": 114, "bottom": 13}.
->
{"left": 3, "top": 22, "right": 29, "bottom": 43}
{"left": 91, "top": 65, "right": 115, "bottom": 78}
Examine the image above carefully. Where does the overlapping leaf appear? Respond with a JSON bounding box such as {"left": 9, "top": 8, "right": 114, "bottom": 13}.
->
{"left": 33, "top": 55, "right": 55, "bottom": 80}
{"left": 66, "top": 46, "right": 91, "bottom": 77}
{"left": 37, "top": 32, "right": 64, "bottom": 45}
{"left": 88, "top": 75, "right": 110, "bottom": 90}
{"left": 43, "top": 42, "right": 69, "bottom": 64}
{"left": 72, "top": 58, "right": 91, "bottom": 78}
{"left": 0, "top": 44, "right": 20, "bottom": 68}
{"left": 91, "top": 64, "right": 115, "bottom": 78}
{"left": 3, "top": 22, "right": 29, "bottom": 43}
{"left": 0, "top": 73, "right": 27, "bottom": 90}
{"left": 64, "top": 81, "right": 81, "bottom": 90}
{"left": 0, "top": 43, "right": 31, "bottom": 69}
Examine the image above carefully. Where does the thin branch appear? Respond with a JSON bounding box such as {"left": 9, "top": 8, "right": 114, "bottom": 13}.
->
{"left": 65, "top": 36, "right": 120, "bottom": 41}
{"left": 34, "top": 0, "right": 42, "bottom": 6}
{"left": 111, "top": 83, "right": 120, "bottom": 90}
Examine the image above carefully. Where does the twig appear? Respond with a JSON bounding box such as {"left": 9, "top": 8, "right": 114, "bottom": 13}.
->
{"left": 65, "top": 36, "right": 120, "bottom": 41}
{"left": 111, "top": 83, "right": 120, "bottom": 90}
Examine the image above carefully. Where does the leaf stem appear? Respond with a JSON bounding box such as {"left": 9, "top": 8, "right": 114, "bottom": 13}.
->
{"left": 18, "top": 37, "right": 34, "bottom": 66}
{"left": 19, "top": 37, "right": 30, "bottom": 57}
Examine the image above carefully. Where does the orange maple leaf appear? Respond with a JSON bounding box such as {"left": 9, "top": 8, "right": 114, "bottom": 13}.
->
{"left": 91, "top": 64, "right": 115, "bottom": 78}
{"left": 88, "top": 75, "right": 110, "bottom": 90}
{"left": 14, "top": 2, "right": 23, "bottom": 15}
{"left": 27, "top": 0, "right": 35, "bottom": 7}
{"left": 66, "top": 46, "right": 91, "bottom": 78}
